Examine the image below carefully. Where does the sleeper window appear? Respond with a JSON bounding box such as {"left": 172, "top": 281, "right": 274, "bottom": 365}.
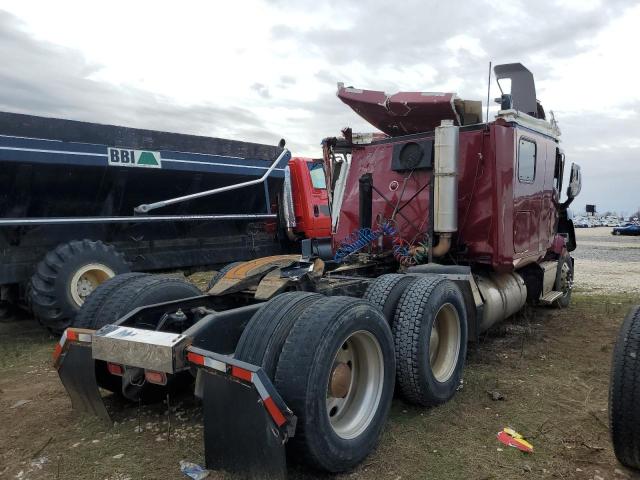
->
{"left": 518, "top": 138, "right": 536, "bottom": 183}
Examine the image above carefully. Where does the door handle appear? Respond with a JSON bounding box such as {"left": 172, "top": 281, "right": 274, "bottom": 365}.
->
{"left": 313, "top": 205, "right": 320, "bottom": 217}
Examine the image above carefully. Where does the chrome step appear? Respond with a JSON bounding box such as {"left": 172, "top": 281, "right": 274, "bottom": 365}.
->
{"left": 540, "top": 290, "right": 563, "bottom": 304}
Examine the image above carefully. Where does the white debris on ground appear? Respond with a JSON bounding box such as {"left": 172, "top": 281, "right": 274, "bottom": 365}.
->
{"left": 13, "top": 457, "right": 48, "bottom": 480}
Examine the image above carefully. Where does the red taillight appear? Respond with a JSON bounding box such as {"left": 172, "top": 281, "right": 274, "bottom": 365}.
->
{"left": 145, "top": 370, "right": 167, "bottom": 385}
{"left": 107, "top": 363, "right": 124, "bottom": 376}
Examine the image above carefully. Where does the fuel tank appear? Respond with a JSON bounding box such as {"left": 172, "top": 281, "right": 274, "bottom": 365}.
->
{"left": 476, "top": 272, "right": 527, "bottom": 332}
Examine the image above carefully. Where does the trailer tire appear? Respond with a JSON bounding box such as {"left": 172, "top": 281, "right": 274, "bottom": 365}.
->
{"left": 609, "top": 304, "right": 640, "bottom": 470}
{"left": 275, "top": 296, "right": 395, "bottom": 473}
{"left": 363, "top": 274, "right": 418, "bottom": 324}
{"left": 393, "top": 275, "right": 467, "bottom": 407}
{"left": 235, "top": 292, "right": 323, "bottom": 379}
{"left": 207, "top": 262, "right": 243, "bottom": 291}
{"left": 554, "top": 255, "right": 573, "bottom": 309}
{"left": 30, "top": 240, "right": 130, "bottom": 333}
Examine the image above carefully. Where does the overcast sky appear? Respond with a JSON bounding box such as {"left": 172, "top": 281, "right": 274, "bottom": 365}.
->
{"left": 1, "top": 0, "right": 638, "bottom": 215}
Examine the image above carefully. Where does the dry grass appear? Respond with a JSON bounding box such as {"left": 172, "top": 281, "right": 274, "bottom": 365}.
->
{"left": 0, "top": 293, "right": 637, "bottom": 480}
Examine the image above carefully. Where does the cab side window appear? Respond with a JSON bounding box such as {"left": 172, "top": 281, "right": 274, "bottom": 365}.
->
{"left": 553, "top": 149, "right": 564, "bottom": 192}
{"left": 307, "top": 162, "right": 327, "bottom": 189}
{"left": 518, "top": 138, "right": 536, "bottom": 183}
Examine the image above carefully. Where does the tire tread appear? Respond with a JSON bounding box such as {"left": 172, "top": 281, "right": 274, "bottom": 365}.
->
{"left": 29, "top": 240, "right": 129, "bottom": 332}
{"left": 610, "top": 304, "right": 640, "bottom": 469}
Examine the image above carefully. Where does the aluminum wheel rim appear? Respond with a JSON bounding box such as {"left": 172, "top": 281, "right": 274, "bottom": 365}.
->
{"left": 559, "top": 262, "right": 572, "bottom": 297}
{"left": 326, "top": 330, "right": 384, "bottom": 440}
{"left": 429, "top": 303, "right": 461, "bottom": 383}
{"left": 70, "top": 263, "right": 115, "bottom": 306}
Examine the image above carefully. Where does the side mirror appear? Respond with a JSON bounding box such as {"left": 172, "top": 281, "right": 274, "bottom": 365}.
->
{"left": 567, "top": 163, "right": 582, "bottom": 199}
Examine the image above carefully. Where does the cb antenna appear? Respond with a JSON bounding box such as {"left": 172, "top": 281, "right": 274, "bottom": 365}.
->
{"left": 486, "top": 61, "right": 492, "bottom": 124}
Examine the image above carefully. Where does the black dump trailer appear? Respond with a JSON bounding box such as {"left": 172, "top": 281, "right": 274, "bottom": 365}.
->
{"left": 0, "top": 111, "right": 290, "bottom": 331}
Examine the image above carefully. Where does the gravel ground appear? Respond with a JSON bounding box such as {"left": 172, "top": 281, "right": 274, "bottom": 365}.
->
{"left": 573, "top": 227, "right": 640, "bottom": 294}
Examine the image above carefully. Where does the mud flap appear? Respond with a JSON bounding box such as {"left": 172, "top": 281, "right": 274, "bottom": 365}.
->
{"left": 57, "top": 342, "right": 110, "bottom": 422}
{"left": 199, "top": 369, "right": 287, "bottom": 479}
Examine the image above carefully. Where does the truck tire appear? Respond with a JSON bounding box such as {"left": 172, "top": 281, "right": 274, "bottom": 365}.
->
{"left": 363, "top": 274, "right": 418, "bottom": 324}
{"left": 554, "top": 255, "right": 573, "bottom": 309}
{"left": 609, "top": 305, "right": 640, "bottom": 470}
{"left": 72, "top": 273, "right": 149, "bottom": 329}
{"left": 235, "top": 292, "right": 323, "bottom": 379}
{"left": 207, "top": 262, "right": 243, "bottom": 290}
{"left": 29, "top": 240, "right": 130, "bottom": 333}
{"left": 70, "top": 273, "right": 149, "bottom": 394}
{"left": 88, "top": 275, "right": 201, "bottom": 330}
{"left": 81, "top": 275, "right": 201, "bottom": 397}
{"left": 275, "top": 296, "right": 395, "bottom": 472}
{"left": 393, "top": 275, "right": 468, "bottom": 407}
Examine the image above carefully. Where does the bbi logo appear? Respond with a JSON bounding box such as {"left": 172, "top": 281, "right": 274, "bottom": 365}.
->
{"left": 108, "top": 148, "right": 162, "bottom": 168}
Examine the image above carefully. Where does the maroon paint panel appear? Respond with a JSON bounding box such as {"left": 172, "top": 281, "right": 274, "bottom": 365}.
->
{"left": 333, "top": 120, "right": 561, "bottom": 271}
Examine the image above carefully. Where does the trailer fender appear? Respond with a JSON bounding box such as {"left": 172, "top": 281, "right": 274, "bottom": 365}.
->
{"left": 53, "top": 328, "right": 110, "bottom": 422}
{"left": 187, "top": 346, "right": 295, "bottom": 479}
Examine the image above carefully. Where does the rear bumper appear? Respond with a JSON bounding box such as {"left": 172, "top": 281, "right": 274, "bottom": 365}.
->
{"left": 54, "top": 327, "right": 296, "bottom": 479}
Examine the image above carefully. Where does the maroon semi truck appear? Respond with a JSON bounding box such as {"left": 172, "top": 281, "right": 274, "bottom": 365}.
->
{"left": 55, "top": 63, "right": 581, "bottom": 478}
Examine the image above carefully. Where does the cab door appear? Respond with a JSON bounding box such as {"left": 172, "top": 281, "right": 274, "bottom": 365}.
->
{"left": 305, "top": 160, "right": 331, "bottom": 237}
{"left": 289, "top": 158, "right": 331, "bottom": 239}
{"left": 512, "top": 134, "right": 544, "bottom": 255}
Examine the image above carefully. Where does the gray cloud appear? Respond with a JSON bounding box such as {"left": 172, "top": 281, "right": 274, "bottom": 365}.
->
{"left": 279, "top": 75, "right": 296, "bottom": 86}
{"left": 250, "top": 82, "right": 271, "bottom": 99}
{"left": 0, "top": 10, "right": 279, "bottom": 143}
{"left": 270, "top": 0, "right": 634, "bottom": 93}
{"left": 265, "top": 0, "right": 639, "bottom": 213}
{"left": 0, "top": 4, "right": 637, "bottom": 214}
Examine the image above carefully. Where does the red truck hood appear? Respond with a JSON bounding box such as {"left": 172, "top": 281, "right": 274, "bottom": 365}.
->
{"left": 337, "top": 84, "right": 461, "bottom": 136}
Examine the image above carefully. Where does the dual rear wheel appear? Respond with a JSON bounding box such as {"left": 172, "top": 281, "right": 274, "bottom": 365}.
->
{"left": 364, "top": 274, "right": 468, "bottom": 406}
{"left": 236, "top": 294, "right": 395, "bottom": 472}
{"left": 72, "top": 273, "right": 202, "bottom": 399}
{"left": 236, "top": 273, "right": 467, "bottom": 473}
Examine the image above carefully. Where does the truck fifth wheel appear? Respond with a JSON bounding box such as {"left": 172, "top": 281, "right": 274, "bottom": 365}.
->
{"left": 54, "top": 63, "right": 582, "bottom": 478}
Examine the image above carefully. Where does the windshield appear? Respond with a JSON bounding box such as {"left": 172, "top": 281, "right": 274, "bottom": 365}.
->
{"left": 307, "top": 162, "right": 326, "bottom": 189}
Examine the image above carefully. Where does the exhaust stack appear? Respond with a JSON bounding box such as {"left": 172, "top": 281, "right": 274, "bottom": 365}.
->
{"left": 432, "top": 120, "right": 459, "bottom": 256}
